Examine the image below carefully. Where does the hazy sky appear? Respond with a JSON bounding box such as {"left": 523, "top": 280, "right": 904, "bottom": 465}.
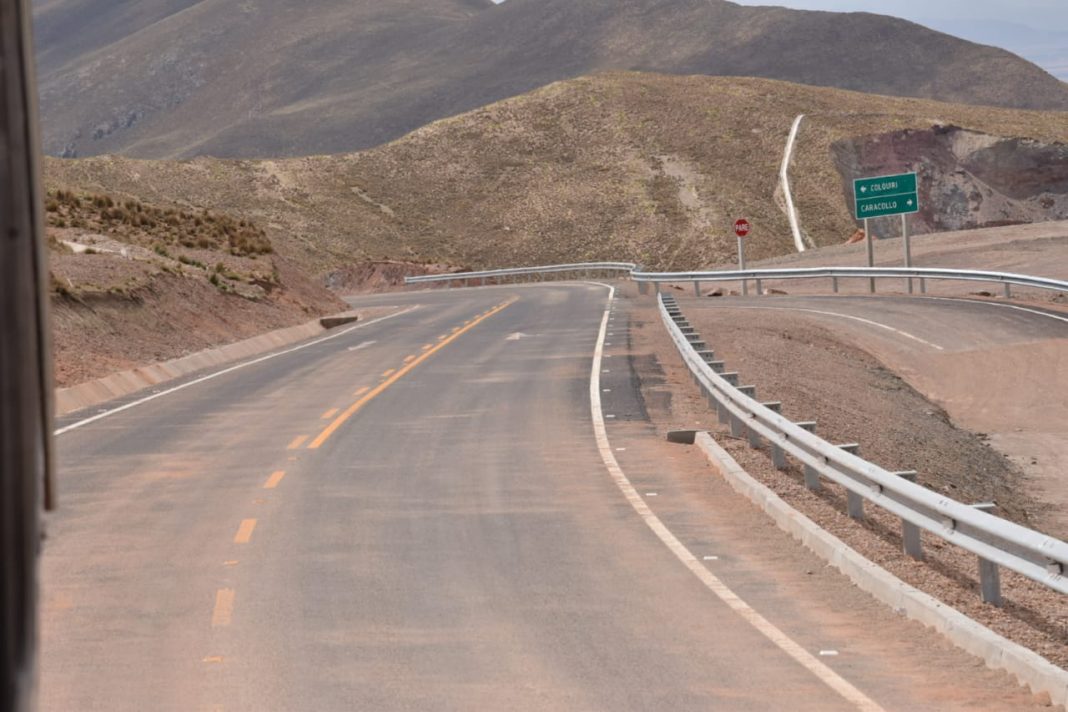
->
{"left": 731, "top": 0, "right": 1068, "bottom": 77}
{"left": 731, "top": 0, "right": 1068, "bottom": 29}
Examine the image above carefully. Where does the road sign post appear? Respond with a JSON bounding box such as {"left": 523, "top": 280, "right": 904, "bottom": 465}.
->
{"left": 853, "top": 172, "right": 919, "bottom": 295}
{"left": 734, "top": 219, "right": 750, "bottom": 296}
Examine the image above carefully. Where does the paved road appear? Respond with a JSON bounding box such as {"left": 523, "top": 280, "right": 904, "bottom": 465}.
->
{"left": 39, "top": 284, "right": 1048, "bottom": 710}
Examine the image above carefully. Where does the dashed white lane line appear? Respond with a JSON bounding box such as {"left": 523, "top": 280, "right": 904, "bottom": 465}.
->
{"left": 55, "top": 306, "right": 420, "bottom": 436}
{"left": 718, "top": 305, "right": 944, "bottom": 351}
{"left": 587, "top": 286, "right": 885, "bottom": 712}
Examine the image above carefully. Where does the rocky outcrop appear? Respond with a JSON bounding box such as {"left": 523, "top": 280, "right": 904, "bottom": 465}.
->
{"left": 832, "top": 126, "right": 1068, "bottom": 238}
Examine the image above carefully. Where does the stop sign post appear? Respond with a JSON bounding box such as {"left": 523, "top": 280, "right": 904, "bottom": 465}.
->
{"left": 734, "top": 219, "right": 750, "bottom": 296}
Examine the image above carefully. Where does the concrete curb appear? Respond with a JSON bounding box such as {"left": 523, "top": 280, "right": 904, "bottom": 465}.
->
{"left": 695, "top": 431, "right": 1068, "bottom": 707}
{"left": 55, "top": 312, "right": 358, "bottom": 417}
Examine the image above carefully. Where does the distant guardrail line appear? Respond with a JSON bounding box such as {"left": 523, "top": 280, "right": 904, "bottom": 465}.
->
{"left": 406, "top": 262, "right": 1068, "bottom": 299}
{"left": 656, "top": 291, "right": 1068, "bottom": 605}
{"left": 404, "top": 262, "right": 635, "bottom": 285}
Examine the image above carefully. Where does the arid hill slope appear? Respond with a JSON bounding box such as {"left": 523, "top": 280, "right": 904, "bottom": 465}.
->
{"left": 44, "top": 188, "right": 345, "bottom": 386}
{"left": 34, "top": 0, "right": 1068, "bottom": 159}
{"left": 43, "top": 73, "right": 1068, "bottom": 275}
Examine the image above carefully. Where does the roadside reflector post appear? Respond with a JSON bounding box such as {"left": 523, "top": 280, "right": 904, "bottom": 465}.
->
{"left": 978, "top": 558, "right": 1003, "bottom": 607}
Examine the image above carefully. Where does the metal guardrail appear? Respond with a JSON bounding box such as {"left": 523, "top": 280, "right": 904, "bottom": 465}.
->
{"left": 657, "top": 291, "right": 1068, "bottom": 605}
{"left": 407, "top": 262, "right": 1068, "bottom": 301}
{"left": 633, "top": 266, "right": 1068, "bottom": 299}
{"left": 404, "top": 262, "right": 636, "bottom": 285}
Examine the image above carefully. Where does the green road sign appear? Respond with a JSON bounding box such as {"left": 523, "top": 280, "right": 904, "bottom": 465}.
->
{"left": 853, "top": 172, "right": 919, "bottom": 220}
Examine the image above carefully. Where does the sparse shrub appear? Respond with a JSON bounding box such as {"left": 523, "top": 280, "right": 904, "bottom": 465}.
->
{"left": 209, "top": 272, "right": 220, "bottom": 286}
{"left": 45, "top": 199, "right": 59, "bottom": 213}
{"left": 154, "top": 245, "right": 170, "bottom": 258}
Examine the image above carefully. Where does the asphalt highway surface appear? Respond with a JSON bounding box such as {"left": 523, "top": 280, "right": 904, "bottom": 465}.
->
{"left": 39, "top": 284, "right": 1051, "bottom": 711}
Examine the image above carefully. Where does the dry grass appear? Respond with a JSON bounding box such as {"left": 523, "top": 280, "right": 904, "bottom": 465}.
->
{"left": 42, "top": 73, "right": 1068, "bottom": 275}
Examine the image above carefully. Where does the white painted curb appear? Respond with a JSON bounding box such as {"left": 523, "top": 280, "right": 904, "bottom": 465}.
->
{"left": 695, "top": 431, "right": 1068, "bottom": 707}
{"left": 55, "top": 313, "right": 353, "bottom": 416}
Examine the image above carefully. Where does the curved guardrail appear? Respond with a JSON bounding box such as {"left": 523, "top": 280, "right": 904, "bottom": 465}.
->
{"left": 632, "top": 266, "right": 1068, "bottom": 298}
{"left": 406, "top": 262, "right": 1068, "bottom": 299}
{"left": 404, "top": 262, "right": 636, "bottom": 285}
{"left": 657, "top": 291, "right": 1068, "bottom": 604}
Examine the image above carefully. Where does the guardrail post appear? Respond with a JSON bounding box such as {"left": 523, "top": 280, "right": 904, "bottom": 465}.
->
{"left": 729, "top": 413, "right": 743, "bottom": 438}
{"left": 721, "top": 372, "right": 739, "bottom": 386}
{"left": 919, "top": 278, "right": 927, "bottom": 294}
{"left": 1004, "top": 283, "right": 1012, "bottom": 299}
{"left": 694, "top": 280, "right": 701, "bottom": 297}
{"left": 978, "top": 558, "right": 1002, "bottom": 607}
{"left": 755, "top": 279, "right": 763, "bottom": 296}
{"left": 638, "top": 281, "right": 648, "bottom": 296}
{"left": 709, "top": 360, "right": 726, "bottom": 374}
{"left": 838, "top": 444, "right": 864, "bottom": 519}
{"left": 771, "top": 442, "right": 787, "bottom": 470}
{"left": 796, "top": 421, "right": 820, "bottom": 490}
{"left": 655, "top": 283, "right": 661, "bottom": 295}
{"left": 832, "top": 276, "right": 839, "bottom": 294}
{"left": 893, "top": 471, "right": 924, "bottom": 559}
{"left": 736, "top": 386, "right": 759, "bottom": 447}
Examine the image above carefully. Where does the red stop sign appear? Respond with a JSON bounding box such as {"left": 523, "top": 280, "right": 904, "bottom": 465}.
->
{"left": 734, "top": 219, "right": 751, "bottom": 238}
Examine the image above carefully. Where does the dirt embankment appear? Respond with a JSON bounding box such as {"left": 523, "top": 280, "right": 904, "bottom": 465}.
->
{"left": 46, "top": 188, "right": 345, "bottom": 387}
{"left": 322, "top": 260, "right": 460, "bottom": 293}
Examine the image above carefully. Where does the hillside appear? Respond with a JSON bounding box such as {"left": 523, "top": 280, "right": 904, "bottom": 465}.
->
{"left": 34, "top": 0, "right": 1068, "bottom": 159}
{"left": 44, "top": 188, "right": 345, "bottom": 386}
{"left": 42, "top": 73, "right": 1068, "bottom": 277}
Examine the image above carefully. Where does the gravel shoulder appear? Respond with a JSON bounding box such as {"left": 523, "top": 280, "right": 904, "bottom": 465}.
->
{"left": 623, "top": 287, "right": 1068, "bottom": 674}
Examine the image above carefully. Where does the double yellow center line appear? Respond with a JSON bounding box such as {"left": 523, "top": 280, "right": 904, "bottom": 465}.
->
{"left": 307, "top": 298, "right": 516, "bottom": 449}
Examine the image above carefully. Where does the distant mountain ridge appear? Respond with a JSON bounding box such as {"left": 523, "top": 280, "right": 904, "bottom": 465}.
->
{"left": 33, "top": 0, "right": 1068, "bottom": 159}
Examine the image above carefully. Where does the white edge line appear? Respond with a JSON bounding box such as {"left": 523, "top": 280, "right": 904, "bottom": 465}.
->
{"left": 54, "top": 306, "right": 420, "bottom": 436}
{"left": 720, "top": 304, "right": 944, "bottom": 351}
{"left": 921, "top": 296, "right": 1068, "bottom": 326}
{"left": 587, "top": 287, "right": 884, "bottom": 712}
